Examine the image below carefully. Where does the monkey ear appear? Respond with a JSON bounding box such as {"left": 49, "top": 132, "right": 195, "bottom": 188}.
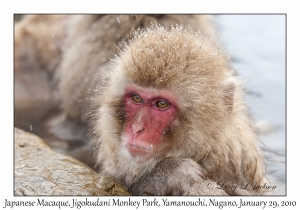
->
{"left": 222, "top": 82, "right": 235, "bottom": 112}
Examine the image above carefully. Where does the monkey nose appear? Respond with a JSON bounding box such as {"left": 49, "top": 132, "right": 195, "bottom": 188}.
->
{"left": 132, "top": 123, "right": 145, "bottom": 134}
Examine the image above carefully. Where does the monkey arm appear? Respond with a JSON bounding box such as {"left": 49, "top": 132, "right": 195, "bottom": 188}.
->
{"left": 128, "top": 158, "right": 226, "bottom": 196}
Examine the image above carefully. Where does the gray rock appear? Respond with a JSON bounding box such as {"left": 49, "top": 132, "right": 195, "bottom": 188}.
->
{"left": 14, "top": 128, "right": 130, "bottom": 196}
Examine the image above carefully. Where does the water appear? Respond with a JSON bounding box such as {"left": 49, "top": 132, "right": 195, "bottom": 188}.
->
{"left": 216, "top": 15, "right": 286, "bottom": 194}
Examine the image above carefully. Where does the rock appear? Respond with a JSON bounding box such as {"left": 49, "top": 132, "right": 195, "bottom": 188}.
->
{"left": 14, "top": 127, "right": 130, "bottom": 196}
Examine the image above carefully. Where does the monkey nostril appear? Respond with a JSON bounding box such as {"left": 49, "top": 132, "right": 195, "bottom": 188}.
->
{"left": 136, "top": 128, "right": 144, "bottom": 134}
{"left": 133, "top": 128, "right": 144, "bottom": 135}
{"left": 132, "top": 123, "right": 145, "bottom": 134}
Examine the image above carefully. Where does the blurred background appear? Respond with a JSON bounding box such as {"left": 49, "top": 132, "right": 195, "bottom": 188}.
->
{"left": 216, "top": 15, "right": 286, "bottom": 194}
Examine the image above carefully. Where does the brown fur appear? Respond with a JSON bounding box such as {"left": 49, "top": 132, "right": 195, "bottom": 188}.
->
{"left": 94, "top": 25, "right": 269, "bottom": 195}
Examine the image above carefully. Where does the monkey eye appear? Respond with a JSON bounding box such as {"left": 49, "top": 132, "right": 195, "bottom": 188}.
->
{"left": 131, "top": 94, "right": 142, "bottom": 103}
{"left": 155, "top": 100, "right": 169, "bottom": 110}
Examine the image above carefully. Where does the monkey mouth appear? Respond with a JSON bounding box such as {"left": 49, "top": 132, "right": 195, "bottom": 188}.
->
{"left": 128, "top": 143, "right": 152, "bottom": 150}
{"left": 126, "top": 143, "right": 153, "bottom": 156}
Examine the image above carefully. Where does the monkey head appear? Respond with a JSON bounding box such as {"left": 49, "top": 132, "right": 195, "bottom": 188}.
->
{"left": 94, "top": 25, "right": 239, "bottom": 180}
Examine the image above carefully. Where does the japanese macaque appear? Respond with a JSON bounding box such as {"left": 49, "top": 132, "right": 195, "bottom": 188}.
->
{"left": 14, "top": 15, "right": 68, "bottom": 126}
{"left": 92, "top": 26, "right": 269, "bottom": 196}
{"left": 14, "top": 15, "right": 270, "bottom": 196}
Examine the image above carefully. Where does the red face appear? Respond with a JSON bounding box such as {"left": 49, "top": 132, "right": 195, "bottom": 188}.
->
{"left": 123, "top": 85, "right": 179, "bottom": 158}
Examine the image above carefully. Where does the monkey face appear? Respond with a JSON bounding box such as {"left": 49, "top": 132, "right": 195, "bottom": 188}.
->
{"left": 122, "top": 84, "right": 179, "bottom": 158}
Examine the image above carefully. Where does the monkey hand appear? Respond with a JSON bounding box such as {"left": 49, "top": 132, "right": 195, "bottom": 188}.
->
{"left": 129, "top": 158, "right": 218, "bottom": 196}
